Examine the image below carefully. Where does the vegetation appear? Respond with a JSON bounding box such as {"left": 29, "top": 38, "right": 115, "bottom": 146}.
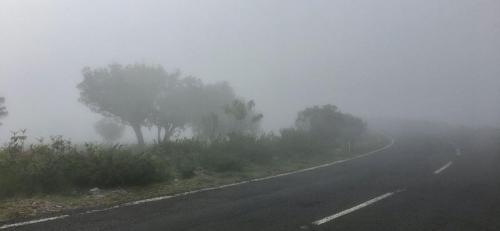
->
{"left": 77, "top": 63, "right": 263, "bottom": 145}
{"left": 0, "top": 130, "right": 169, "bottom": 198}
{"left": 0, "top": 104, "right": 377, "bottom": 200}
{"left": 0, "top": 63, "right": 383, "bottom": 221}
{"left": 296, "top": 105, "right": 366, "bottom": 145}
{"left": 78, "top": 64, "right": 169, "bottom": 145}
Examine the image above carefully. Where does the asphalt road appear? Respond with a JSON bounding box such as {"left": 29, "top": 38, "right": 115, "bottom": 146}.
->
{"left": 4, "top": 132, "right": 500, "bottom": 231}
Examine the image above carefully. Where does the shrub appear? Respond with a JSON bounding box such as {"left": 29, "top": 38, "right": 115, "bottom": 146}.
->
{"left": 209, "top": 134, "right": 272, "bottom": 164}
{"left": 150, "top": 139, "right": 204, "bottom": 178}
{"left": 151, "top": 135, "right": 273, "bottom": 174}
{"left": 0, "top": 120, "right": 380, "bottom": 199}
{"left": 0, "top": 131, "right": 170, "bottom": 198}
{"left": 277, "top": 128, "right": 323, "bottom": 157}
{"left": 72, "top": 144, "right": 170, "bottom": 188}
{"left": 200, "top": 151, "right": 245, "bottom": 172}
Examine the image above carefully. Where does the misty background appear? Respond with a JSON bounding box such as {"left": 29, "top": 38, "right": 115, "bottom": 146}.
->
{"left": 1, "top": 0, "right": 499, "bottom": 142}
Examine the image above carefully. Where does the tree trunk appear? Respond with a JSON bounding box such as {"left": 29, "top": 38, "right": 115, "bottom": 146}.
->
{"left": 157, "top": 126, "right": 162, "bottom": 143}
{"left": 163, "top": 125, "right": 173, "bottom": 142}
{"left": 131, "top": 123, "right": 145, "bottom": 146}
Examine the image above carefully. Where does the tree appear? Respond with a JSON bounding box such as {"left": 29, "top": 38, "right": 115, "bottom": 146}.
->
{"left": 223, "top": 99, "right": 263, "bottom": 135}
{"left": 0, "top": 97, "right": 7, "bottom": 126}
{"left": 295, "top": 104, "right": 366, "bottom": 144}
{"left": 336, "top": 113, "right": 367, "bottom": 142}
{"left": 192, "top": 98, "right": 263, "bottom": 141}
{"left": 196, "top": 112, "right": 220, "bottom": 141}
{"left": 151, "top": 76, "right": 201, "bottom": 142}
{"left": 78, "top": 63, "right": 169, "bottom": 145}
{"left": 189, "top": 82, "right": 243, "bottom": 140}
{"left": 94, "top": 118, "right": 125, "bottom": 143}
{"left": 154, "top": 78, "right": 263, "bottom": 141}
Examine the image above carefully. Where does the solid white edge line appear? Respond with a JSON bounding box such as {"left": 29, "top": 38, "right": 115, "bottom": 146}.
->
{"left": 0, "top": 137, "right": 395, "bottom": 230}
{"left": 312, "top": 189, "right": 405, "bottom": 225}
{"left": 0, "top": 215, "right": 69, "bottom": 230}
{"left": 434, "top": 161, "right": 453, "bottom": 174}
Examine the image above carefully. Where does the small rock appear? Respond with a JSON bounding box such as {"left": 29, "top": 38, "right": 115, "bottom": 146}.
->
{"left": 89, "top": 187, "right": 101, "bottom": 195}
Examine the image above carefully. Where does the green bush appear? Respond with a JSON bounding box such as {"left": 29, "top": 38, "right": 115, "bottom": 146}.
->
{"left": 72, "top": 144, "right": 170, "bottom": 188}
{"left": 150, "top": 139, "right": 203, "bottom": 178}
{"left": 276, "top": 128, "right": 324, "bottom": 158}
{"left": 0, "top": 132, "right": 170, "bottom": 198}
{"left": 208, "top": 134, "right": 272, "bottom": 164}
{"left": 0, "top": 124, "right": 383, "bottom": 199}
{"left": 152, "top": 134, "right": 273, "bottom": 174}
{"left": 200, "top": 151, "right": 245, "bottom": 172}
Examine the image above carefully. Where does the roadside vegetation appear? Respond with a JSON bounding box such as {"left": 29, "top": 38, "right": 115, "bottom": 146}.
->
{"left": 0, "top": 128, "right": 383, "bottom": 198}
{"left": 0, "top": 63, "right": 387, "bottom": 221}
{"left": 0, "top": 130, "right": 385, "bottom": 221}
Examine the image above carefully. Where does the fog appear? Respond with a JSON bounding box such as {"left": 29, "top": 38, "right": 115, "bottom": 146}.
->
{"left": 1, "top": 0, "right": 499, "bottom": 142}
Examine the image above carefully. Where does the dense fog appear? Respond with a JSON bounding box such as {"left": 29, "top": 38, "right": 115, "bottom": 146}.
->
{"left": 1, "top": 0, "right": 499, "bottom": 142}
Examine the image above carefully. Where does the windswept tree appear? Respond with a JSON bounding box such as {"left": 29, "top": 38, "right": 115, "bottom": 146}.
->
{"left": 94, "top": 118, "right": 125, "bottom": 143}
{"left": 0, "top": 97, "right": 7, "bottom": 126}
{"left": 78, "top": 63, "right": 169, "bottom": 145}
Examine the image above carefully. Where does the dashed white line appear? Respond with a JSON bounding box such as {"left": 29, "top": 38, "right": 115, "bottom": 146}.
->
{"left": 0, "top": 138, "right": 395, "bottom": 230}
{"left": 434, "top": 161, "right": 453, "bottom": 174}
{"left": 0, "top": 215, "right": 69, "bottom": 230}
{"left": 312, "top": 189, "right": 405, "bottom": 225}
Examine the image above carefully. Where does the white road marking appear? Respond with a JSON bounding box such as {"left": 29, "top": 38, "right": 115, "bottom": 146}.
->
{"left": 312, "top": 189, "right": 405, "bottom": 226}
{"left": 434, "top": 161, "right": 453, "bottom": 174}
{"left": 0, "top": 138, "right": 395, "bottom": 230}
{"left": 0, "top": 215, "right": 69, "bottom": 229}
